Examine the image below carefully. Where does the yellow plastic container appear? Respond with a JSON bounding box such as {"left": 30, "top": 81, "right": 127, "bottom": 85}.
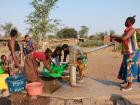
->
{"left": 0, "top": 74, "right": 9, "bottom": 90}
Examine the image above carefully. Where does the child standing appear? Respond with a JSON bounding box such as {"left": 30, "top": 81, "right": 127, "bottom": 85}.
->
{"left": 62, "top": 44, "right": 87, "bottom": 86}
{"left": 111, "top": 16, "right": 140, "bottom": 91}
{"left": 76, "top": 57, "right": 85, "bottom": 83}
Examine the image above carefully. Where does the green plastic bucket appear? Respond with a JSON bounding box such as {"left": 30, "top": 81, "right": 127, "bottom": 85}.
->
{"left": 41, "top": 64, "right": 68, "bottom": 78}
{"left": 0, "top": 67, "right": 5, "bottom": 74}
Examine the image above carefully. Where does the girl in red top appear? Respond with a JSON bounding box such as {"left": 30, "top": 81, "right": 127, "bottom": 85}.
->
{"left": 24, "top": 48, "right": 52, "bottom": 82}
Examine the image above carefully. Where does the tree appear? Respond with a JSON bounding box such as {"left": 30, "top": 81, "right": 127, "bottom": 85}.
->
{"left": 26, "top": 0, "right": 59, "bottom": 41}
{"left": 57, "top": 28, "right": 78, "bottom": 39}
{"left": 98, "top": 32, "right": 106, "bottom": 40}
{"left": 79, "top": 26, "right": 89, "bottom": 38}
{"left": 110, "top": 30, "right": 115, "bottom": 35}
{"left": 0, "top": 23, "right": 13, "bottom": 37}
{"left": 48, "top": 35, "right": 56, "bottom": 39}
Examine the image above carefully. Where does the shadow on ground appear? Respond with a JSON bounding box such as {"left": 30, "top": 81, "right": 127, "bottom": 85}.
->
{"left": 110, "top": 94, "right": 136, "bottom": 105}
{"left": 84, "top": 76, "right": 121, "bottom": 87}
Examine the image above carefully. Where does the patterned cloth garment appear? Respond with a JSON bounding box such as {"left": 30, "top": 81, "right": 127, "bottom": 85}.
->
{"left": 118, "top": 26, "right": 140, "bottom": 82}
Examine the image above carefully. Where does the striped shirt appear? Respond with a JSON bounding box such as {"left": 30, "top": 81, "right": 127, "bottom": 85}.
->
{"left": 122, "top": 27, "right": 139, "bottom": 54}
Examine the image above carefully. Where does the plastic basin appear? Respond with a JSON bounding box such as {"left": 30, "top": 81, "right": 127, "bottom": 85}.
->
{"left": 26, "top": 82, "right": 44, "bottom": 96}
{"left": 0, "top": 74, "right": 9, "bottom": 90}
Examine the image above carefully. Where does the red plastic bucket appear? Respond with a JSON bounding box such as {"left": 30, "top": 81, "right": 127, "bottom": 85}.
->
{"left": 26, "top": 82, "right": 44, "bottom": 96}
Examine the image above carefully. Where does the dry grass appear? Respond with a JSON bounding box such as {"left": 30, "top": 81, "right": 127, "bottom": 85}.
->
{"left": 0, "top": 46, "right": 10, "bottom": 56}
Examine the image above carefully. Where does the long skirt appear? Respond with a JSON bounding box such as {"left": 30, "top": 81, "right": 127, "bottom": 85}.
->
{"left": 24, "top": 53, "right": 40, "bottom": 82}
{"left": 118, "top": 50, "right": 140, "bottom": 82}
{"left": 9, "top": 51, "right": 21, "bottom": 75}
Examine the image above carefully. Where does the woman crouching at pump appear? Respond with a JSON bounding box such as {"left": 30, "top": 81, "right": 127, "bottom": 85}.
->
{"left": 110, "top": 15, "right": 140, "bottom": 91}
{"left": 24, "top": 48, "right": 52, "bottom": 83}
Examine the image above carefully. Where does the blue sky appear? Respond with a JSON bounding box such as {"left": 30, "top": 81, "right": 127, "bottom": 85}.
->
{"left": 0, "top": 0, "right": 140, "bottom": 35}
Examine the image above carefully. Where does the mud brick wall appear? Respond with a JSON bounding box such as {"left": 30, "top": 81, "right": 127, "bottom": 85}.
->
{"left": 104, "top": 35, "right": 110, "bottom": 45}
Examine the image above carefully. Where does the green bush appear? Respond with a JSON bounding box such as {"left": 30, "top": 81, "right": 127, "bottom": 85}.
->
{"left": 48, "top": 35, "right": 56, "bottom": 40}
{"left": 50, "top": 44, "right": 62, "bottom": 50}
{"left": 79, "top": 40, "right": 104, "bottom": 47}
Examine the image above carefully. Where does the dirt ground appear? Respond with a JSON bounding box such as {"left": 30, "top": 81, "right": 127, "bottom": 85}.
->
{"left": 0, "top": 45, "right": 122, "bottom": 80}
{"left": 0, "top": 46, "right": 124, "bottom": 105}
{"left": 87, "top": 46, "right": 122, "bottom": 81}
